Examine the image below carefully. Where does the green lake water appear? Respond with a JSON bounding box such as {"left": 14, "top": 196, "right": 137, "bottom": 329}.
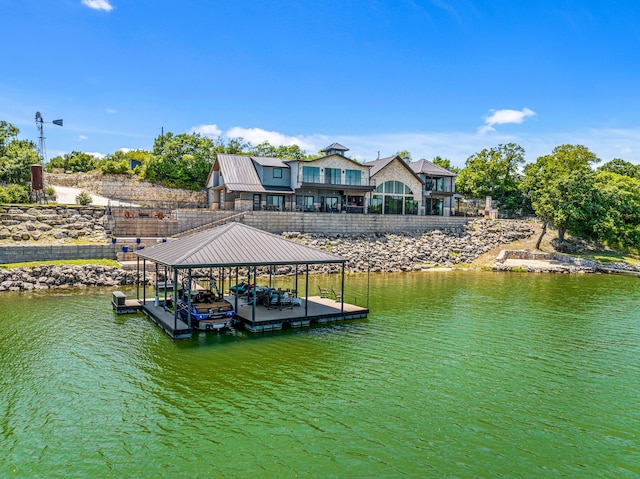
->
{"left": 1, "top": 271, "right": 639, "bottom": 478}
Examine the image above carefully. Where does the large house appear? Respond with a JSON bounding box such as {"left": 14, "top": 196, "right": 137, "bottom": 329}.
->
{"left": 409, "top": 159, "right": 458, "bottom": 216}
{"left": 206, "top": 143, "right": 458, "bottom": 216}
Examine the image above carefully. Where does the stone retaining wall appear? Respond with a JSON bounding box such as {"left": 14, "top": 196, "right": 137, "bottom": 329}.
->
{"left": 0, "top": 205, "right": 107, "bottom": 243}
{"left": 240, "top": 211, "right": 469, "bottom": 234}
{"left": 45, "top": 172, "right": 207, "bottom": 208}
{"left": 0, "top": 244, "right": 119, "bottom": 263}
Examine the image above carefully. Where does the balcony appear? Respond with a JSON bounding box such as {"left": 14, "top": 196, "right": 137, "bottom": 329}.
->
{"left": 298, "top": 173, "right": 374, "bottom": 189}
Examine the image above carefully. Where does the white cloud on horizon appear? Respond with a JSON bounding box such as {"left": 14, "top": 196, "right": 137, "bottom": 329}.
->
{"left": 190, "top": 123, "right": 640, "bottom": 168}
{"left": 479, "top": 108, "right": 536, "bottom": 134}
{"left": 85, "top": 151, "right": 105, "bottom": 159}
{"left": 191, "top": 124, "right": 222, "bottom": 137}
{"left": 81, "top": 0, "right": 113, "bottom": 12}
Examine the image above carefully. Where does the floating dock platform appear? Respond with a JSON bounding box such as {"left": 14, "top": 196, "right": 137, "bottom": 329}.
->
{"left": 233, "top": 295, "right": 369, "bottom": 332}
{"left": 112, "top": 291, "right": 368, "bottom": 340}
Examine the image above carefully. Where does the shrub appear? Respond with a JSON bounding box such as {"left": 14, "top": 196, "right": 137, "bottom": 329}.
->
{"left": 0, "top": 184, "right": 30, "bottom": 203}
{"left": 75, "top": 191, "right": 92, "bottom": 205}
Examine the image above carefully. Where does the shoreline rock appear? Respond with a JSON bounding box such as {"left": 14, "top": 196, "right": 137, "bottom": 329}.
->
{"left": 2, "top": 219, "right": 637, "bottom": 292}
{"left": 0, "top": 264, "right": 151, "bottom": 292}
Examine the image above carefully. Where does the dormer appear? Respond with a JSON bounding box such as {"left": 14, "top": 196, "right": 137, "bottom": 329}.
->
{"left": 320, "top": 143, "right": 349, "bottom": 157}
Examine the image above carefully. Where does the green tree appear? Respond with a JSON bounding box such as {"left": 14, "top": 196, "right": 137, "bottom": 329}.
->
{"left": 0, "top": 121, "right": 40, "bottom": 186}
{"left": 591, "top": 171, "right": 640, "bottom": 249}
{"left": 395, "top": 150, "right": 412, "bottom": 162}
{"left": 456, "top": 143, "right": 526, "bottom": 214}
{"left": 249, "top": 141, "right": 310, "bottom": 160}
{"left": 0, "top": 120, "right": 20, "bottom": 154}
{"left": 140, "top": 132, "right": 216, "bottom": 190}
{"left": 523, "top": 144, "right": 600, "bottom": 247}
{"left": 46, "top": 151, "right": 97, "bottom": 173}
{"left": 96, "top": 149, "right": 152, "bottom": 175}
{"left": 431, "top": 156, "right": 460, "bottom": 174}
{"left": 597, "top": 158, "right": 640, "bottom": 179}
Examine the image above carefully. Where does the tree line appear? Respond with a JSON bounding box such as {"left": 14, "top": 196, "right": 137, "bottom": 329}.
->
{"left": 1, "top": 120, "right": 639, "bottom": 251}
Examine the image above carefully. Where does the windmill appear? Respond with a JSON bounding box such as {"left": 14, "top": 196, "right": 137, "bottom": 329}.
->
{"left": 35, "top": 111, "right": 63, "bottom": 163}
{"left": 33, "top": 112, "right": 63, "bottom": 203}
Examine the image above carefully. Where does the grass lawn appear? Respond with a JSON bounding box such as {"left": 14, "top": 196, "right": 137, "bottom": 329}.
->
{"left": 0, "top": 259, "right": 120, "bottom": 270}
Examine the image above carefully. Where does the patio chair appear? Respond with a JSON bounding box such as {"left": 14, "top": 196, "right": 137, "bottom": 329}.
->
{"left": 331, "top": 287, "right": 343, "bottom": 301}
{"left": 318, "top": 286, "right": 329, "bottom": 298}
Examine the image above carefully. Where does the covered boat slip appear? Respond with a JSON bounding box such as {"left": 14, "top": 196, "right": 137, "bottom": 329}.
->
{"left": 133, "top": 222, "right": 368, "bottom": 340}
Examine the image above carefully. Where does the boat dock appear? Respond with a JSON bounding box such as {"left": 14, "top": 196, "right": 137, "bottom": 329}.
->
{"left": 113, "top": 291, "right": 368, "bottom": 339}
{"left": 234, "top": 295, "right": 368, "bottom": 332}
{"left": 116, "top": 222, "right": 371, "bottom": 341}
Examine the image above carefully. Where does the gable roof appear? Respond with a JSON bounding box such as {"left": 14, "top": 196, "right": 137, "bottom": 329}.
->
{"left": 135, "top": 222, "right": 346, "bottom": 268}
{"left": 363, "top": 156, "right": 424, "bottom": 183}
{"left": 410, "top": 159, "right": 457, "bottom": 177}
{"left": 215, "top": 154, "right": 293, "bottom": 193}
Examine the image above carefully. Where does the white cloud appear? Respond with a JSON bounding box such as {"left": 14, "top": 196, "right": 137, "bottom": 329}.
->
{"left": 189, "top": 122, "right": 640, "bottom": 170}
{"left": 106, "top": 108, "right": 117, "bottom": 114}
{"left": 224, "top": 127, "right": 316, "bottom": 151}
{"left": 191, "top": 124, "right": 222, "bottom": 137}
{"left": 81, "top": 0, "right": 113, "bottom": 11}
{"left": 79, "top": 135, "right": 88, "bottom": 141}
{"left": 479, "top": 108, "right": 536, "bottom": 134}
{"left": 85, "top": 151, "right": 106, "bottom": 159}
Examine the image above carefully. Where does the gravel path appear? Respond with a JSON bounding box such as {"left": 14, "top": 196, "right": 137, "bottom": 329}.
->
{"left": 52, "top": 186, "right": 139, "bottom": 207}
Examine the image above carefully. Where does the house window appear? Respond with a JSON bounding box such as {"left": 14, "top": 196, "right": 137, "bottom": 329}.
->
{"left": 345, "top": 169, "right": 362, "bottom": 186}
{"left": 425, "top": 177, "right": 444, "bottom": 192}
{"left": 370, "top": 181, "right": 417, "bottom": 215}
{"left": 266, "top": 195, "right": 284, "bottom": 211}
{"left": 304, "top": 195, "right": 315, "bottom": 211}
{"left": 273, "top": 167, "right": 282, "bottom": 178}
{"left": 325, "top": 168, "right": 341, "bottom": 185}
{"left": 302, "top": 166, "right": 320, "bottom": 183}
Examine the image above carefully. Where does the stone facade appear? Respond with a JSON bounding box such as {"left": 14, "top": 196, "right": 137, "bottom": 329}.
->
{"left": 368, "top": 158, "right": 424, "bottom": 215}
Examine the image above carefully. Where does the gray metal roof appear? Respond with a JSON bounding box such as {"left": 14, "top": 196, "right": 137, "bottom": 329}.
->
{"left": 251, "top": 156, "right": 290, "bottom": 168}
{"left": 135, "top": 222, "right": 346, "bottom": 268}
{"left": 410, "top": 159, "right": 457, "bottom": 177}
{"left": 321, "top": 142, "right": 349, "bottom": 152}
{"left": 364, "top": 156, "right": 425, "bottom": 184}
{"left": 216, "top": 154, "right": 293, "bottom": 193}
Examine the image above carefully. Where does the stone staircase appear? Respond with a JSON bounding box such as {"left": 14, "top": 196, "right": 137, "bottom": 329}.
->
{"left": 114, "top": 237, "right": 166, "bottom": 270}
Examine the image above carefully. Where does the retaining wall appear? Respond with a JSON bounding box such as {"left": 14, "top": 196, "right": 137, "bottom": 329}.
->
{"left": 0, "top": 244, "right": 119, "bottom": 264}
{"left": 45, "top": 172, "right": 207, "bottom": 208}
{"left": 239, "top": 211, "right": 469, "bottom": 234}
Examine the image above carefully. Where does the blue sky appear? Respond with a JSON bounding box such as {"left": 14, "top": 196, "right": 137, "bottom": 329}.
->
{"left": 3, "top": 0, "right": 640, "bottom": 167}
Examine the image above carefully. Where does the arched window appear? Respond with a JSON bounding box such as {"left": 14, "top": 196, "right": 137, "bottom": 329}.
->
{"left": 371, "top": 181, "right": 418, "bottom": 215}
